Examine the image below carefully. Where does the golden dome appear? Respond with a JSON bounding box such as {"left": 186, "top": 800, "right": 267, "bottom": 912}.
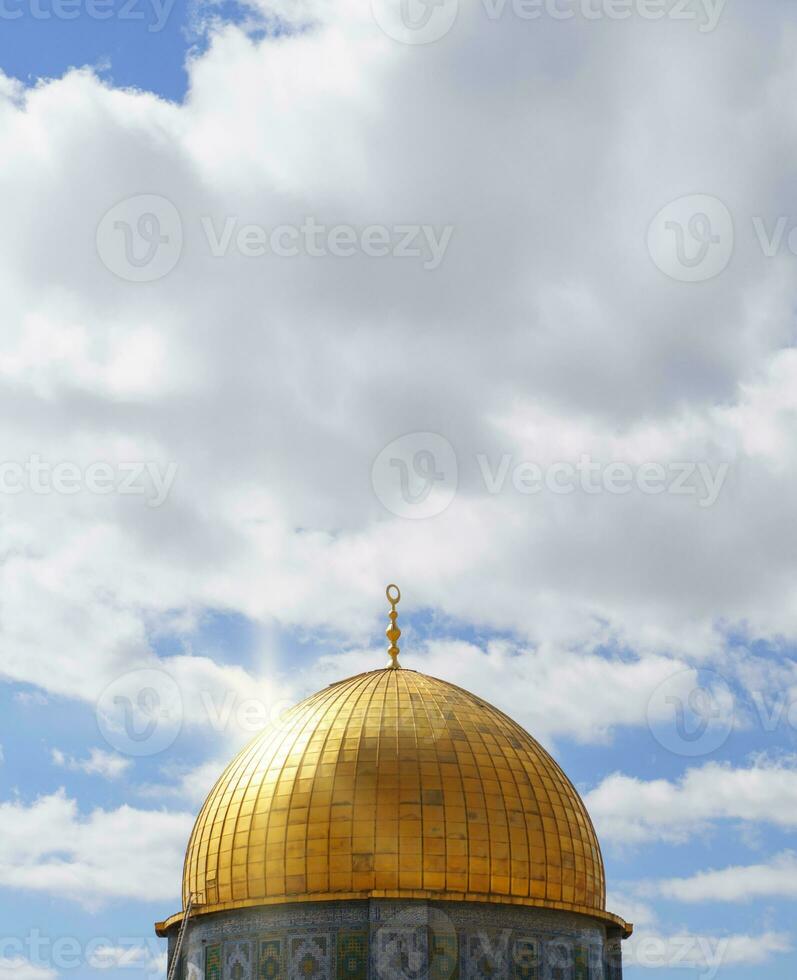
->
{"left": 172, "top": 667, "right": 628, "bottom": 933}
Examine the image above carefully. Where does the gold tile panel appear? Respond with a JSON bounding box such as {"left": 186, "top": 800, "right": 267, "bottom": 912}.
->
{"left": 179, "top": 668, "right": 622, "bottom": 929}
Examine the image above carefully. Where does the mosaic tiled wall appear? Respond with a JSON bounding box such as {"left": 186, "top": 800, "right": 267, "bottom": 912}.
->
{"left": 606, "top": 940, "right": 623, "bottom": 980}
{"left": 512, "top": 938, "right": 538, "bottom": 979}
{"left": 226, "top": 939, "right": 253, "bottom": 980}
{"left": 259, "top": 937, "right": 285, "bottom": 980}
{"left": 170, "top": 900, "right": 623, "bottom": 980}
{"left": 288, "top": 934, "right": 331, "bottom": 980}
{"left": 205, "top": 943, "right": 222, "bottom": 980}
{"left": 337, "top": 930, "right": 368, "bottom": 980}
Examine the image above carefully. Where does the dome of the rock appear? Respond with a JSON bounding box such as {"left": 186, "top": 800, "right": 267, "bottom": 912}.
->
{"left": 157, "top": 588, "right": 631, "bottom": 979}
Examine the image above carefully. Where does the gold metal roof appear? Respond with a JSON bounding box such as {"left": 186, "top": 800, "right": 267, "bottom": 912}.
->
{"left": 167, "top": 667, "right": 629, "bottom": 936}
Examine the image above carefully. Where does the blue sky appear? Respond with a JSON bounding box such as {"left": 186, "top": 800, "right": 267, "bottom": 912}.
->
{"left": 0, "top": 0, "right": 191, "bottom": 100}
{"left": 3, "top": 1, "right": 797, "bottom": 979}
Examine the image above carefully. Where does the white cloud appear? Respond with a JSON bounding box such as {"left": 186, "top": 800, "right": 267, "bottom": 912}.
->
{"left": 2, "top": 4, "right": 797, "bottom": 730}
{"left": 313, "top": 637, "right": 690, "bottom": 746}
{"left": 609, "top": 893, "right": 792, "bottom": 975}
{"left": 0, "top": 791, "right": 191, "bottom": 908}
{"left": 626, "top": 928, "right": 792, "bottom": 975}
{"left": 139, "top": 757, "right": 227, "bottom": 807}
{"left": 0, "top": 958, "right": 57, "bottom": 980}
{"left": 136, "top": 638, "right": 690, "bottom": 806}
{"left": 51, "top": 747, "right": 132, "bottom": 780}
{"left": 87, "top": 943, "right": 166, "bottom": 975}
{"left": 14, "top": 691, "right": 48, "bottom": 707}
{"left": 606, "top": 891, "right": 659, "bottom": 931}
{"left": 585, "top": 760, "right": 797, "bottom": 844}
{"left": 654, "top": 851, "right": 797, "bottom": 904}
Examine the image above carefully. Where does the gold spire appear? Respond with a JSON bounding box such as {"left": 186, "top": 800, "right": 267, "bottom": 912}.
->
{"left": 385, "top": 583, "right": 401, "bottom": 669}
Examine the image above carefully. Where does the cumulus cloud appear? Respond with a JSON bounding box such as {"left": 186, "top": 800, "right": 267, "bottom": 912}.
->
{"left": 0, "top": 958, "right": 57, "bottom": 980}
{"left": 653, "top": 851, "right": 797, "bottom": 904}
{"left": 0, "top": 791, "right": 191, "bottom": 908}
{"left": 625, "top": 928, "right": 792, "bottom": 975}
{"left": 313, "top": 637, "right": 690, "bottom": 745}
{"left": 585, "top": 760, "right": 797, "bottom": 844}
{"left": 51, "top": 747, "right": 131, "bottom": 780}
{"left": 609, "top": 893, "right": 792, "bottom": 975}
{"left": 87, "top": 943, "right": 166, "bottom": 975}
{"left": 139, "top": 756, "right": 228, "bottom": 807}
{"left": 3, "top": 2, "right": 797, "bottom": 738}
{"left": 14, "top": 691, "right": 48, "bottom": 707}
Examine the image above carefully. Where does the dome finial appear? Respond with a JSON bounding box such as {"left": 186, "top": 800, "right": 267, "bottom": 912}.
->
{"left": 385, "top": 584, "right": 401, "bottom": 669}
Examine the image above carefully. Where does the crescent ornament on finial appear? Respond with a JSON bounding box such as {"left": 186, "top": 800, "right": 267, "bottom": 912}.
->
{"left": 385, "top": 584, "right": 401, "bottom": 669}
